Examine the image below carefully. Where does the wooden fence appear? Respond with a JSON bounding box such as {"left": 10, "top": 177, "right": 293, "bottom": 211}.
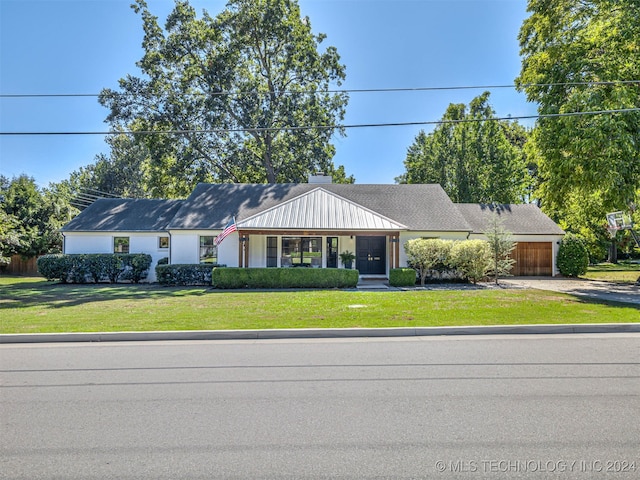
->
{"left": 2, "top": 255, "right": 40, "bottom": 276}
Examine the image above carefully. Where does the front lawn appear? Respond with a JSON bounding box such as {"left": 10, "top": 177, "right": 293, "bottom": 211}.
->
{"left": 581, "top": 262, "right": 640, "bottom": 284}
{"left": 1, "top": 276, "right": 638, "bottom": 334}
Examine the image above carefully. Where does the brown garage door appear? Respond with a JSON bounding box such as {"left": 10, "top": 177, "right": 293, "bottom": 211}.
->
{"left": 511, "top": 242, "right": 552, "bottom": 276}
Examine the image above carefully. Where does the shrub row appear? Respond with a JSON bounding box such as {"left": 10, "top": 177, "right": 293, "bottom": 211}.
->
{"left": 212, "top": 267, "right": 359, "bottom": 289}
{"left": 37, "top": 254, "right": 152, "bottom": 283}
{"left": 404, "top": 238, "right": 494, "bottom": 285}
{"left": 155, "top": 263, "right": 224, "bottom": 286}
{"left": 389, "top": 268, "right": 417, "bottom": 287}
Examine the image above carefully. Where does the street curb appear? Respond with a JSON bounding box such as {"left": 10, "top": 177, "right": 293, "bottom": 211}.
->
{"left": 2, "top": 323, "right": 640, "bottom": 344}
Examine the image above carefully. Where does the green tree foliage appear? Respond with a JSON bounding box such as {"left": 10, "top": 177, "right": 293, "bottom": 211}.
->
{"left": 404, "top": 238, "right": 453, "bottom": 286}
{"left": 484, "top": 213, "right": 516, "bottom": 284}
{"left": 517, "top": 0, "right": 640, "bottom": 218}
{"left": 70, "top": 131, "right": 153, "bottom": 198}
{"left": 398, "top": 92, "right": 531, "bottom": 203}
{"left": 0, "top": 176, "right": 77, "bottom": 258}
{"left": 449, "top": 240, "right": 491, "bottom": 284}
{"left": 0, "top": 209, "right": 21, "bottom": 266}
{"left": 99, "top": 0, "right": 352, "bottom": 195}
{"left": 556, "top": 233, "right": 590, "bottom": 277}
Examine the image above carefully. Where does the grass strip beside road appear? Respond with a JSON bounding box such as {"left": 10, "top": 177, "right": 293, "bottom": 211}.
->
{"left": 1, "top": 276, "right": 638, "bottom": 334}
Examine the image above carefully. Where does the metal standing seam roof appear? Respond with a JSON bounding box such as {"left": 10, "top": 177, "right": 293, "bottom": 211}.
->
{"left": 237, "top": 187, "right": 408, "bottom": 231}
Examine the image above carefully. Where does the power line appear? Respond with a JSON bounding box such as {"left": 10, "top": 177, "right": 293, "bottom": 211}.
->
{"left": 1, "top": 107, "right": 639, "bottom": 136}
{"left": 1, "top": 80, "right": 639, "bottom": 99}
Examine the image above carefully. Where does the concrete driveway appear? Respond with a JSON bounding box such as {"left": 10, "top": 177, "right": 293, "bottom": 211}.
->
{"left": 501, "top": 277, "right": 640, "bottom": 306}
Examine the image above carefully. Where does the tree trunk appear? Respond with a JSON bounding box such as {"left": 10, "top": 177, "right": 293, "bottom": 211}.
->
{"left": 607, "top": 239, "right": 618, "bottom": 264}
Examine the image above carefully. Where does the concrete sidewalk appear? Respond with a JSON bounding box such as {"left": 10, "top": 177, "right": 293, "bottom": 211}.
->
{"left": 501, "top": 277, "right": 640, "bottom": 306}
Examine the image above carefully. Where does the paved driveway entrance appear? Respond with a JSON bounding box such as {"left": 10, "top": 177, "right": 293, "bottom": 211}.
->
{"left": 502, "top": 277, "right": 640, "bottom": 306}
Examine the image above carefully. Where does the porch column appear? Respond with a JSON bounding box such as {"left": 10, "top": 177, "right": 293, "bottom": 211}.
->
{"left": 242, "top": 234, "right": 250, "bottom": 268}
{"left": 389, "top": 234, "right": 400, "bottom": 270}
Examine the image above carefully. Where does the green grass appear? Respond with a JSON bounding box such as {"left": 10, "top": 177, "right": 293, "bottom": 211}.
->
{"left": 1, "top": 276, "right": 638, "bottom": 334}
{"left": 581, "top": 262, "right": 640, "bottom": 284}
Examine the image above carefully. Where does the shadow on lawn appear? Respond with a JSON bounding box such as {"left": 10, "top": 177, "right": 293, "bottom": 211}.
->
{"left": 0, "top": 280, "right": 210, "bottom": 310}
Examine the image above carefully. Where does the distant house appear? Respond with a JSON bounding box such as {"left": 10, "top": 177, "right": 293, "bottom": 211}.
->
{"left": 61, "top": 175, "right": 564, "bottom": 282}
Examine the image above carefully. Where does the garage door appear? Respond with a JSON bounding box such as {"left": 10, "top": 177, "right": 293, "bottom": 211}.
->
{"left": 511, "top": 242, "right": 552, "bottom": 276}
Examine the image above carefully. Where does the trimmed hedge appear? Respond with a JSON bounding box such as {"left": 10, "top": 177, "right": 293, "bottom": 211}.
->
{"left": 557, "top": 234, "right": 589, "bottom": 277}
{"left": 156, "top": 264, "right": 224, "bottom": 286}
{"left": 212, "top": 267, "right": 359, "bottom": 289}
{"left": 37, "top": 253, "right": 152, "bottom": 283}
{"left": 389, "top": 268, "right": 417, "bottom": 287}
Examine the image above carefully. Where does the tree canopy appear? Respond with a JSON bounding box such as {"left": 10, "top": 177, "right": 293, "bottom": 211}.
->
{"left": 397, "top": 92, "right": 532, "bottom": 204}
{"left": 99, "top": 0, "right": 352, "bottom": 196}
{"left": 0, "top": 175, "right": 77, "bottom": 259}
{"left": 517, "top": 0, "right": 640, "bottom": 215}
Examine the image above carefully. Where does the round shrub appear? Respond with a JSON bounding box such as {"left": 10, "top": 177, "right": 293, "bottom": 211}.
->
{"left": 557, "top": 234, "right": 589, "bottom": 277}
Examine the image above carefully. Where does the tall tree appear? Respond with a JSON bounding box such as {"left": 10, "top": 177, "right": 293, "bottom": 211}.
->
{"left": 99, "top": 0, "right": 351, "bottom": 195}
{"left": 70, "top": 131, "right": 153, "bottom": 199}
{"left": 398, "top": 92, "right": 531, "bottom": 204}
{"left": 516, "top": 0, "right": 640, "bottom": 215}
{"left": 0, "top": 176, "right": 77, "bottom": 258}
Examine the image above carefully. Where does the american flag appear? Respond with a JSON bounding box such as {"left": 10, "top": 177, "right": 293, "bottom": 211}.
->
{"left": 215, "top": 217, "right": 237, "bottom": 246}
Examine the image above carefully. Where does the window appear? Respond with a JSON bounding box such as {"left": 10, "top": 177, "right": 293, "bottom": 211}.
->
{"left": 199, "top": 236, "right": 217, "bottom": 264}
{"left": 281, "top": 237, "right": 322, "bottom": 267}
{"left": 159, "top": 236, "right": 169, "bottom": 249}
{"left": 326, "top": 237, "right": 338, "bottom": 268}
{"left": 266, "top": 237, "right": 278, "bottom": 267}
{"left": 114, "top": 237, "right": 129, "bottom": 254}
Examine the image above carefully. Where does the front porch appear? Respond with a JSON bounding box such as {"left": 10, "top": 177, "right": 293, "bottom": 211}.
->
{"left": 235, "top": 231, "right": 402, "bottom": 275}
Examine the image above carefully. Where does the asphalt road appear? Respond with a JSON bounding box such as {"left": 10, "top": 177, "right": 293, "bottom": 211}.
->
{"left": 2, "top": 335, "right": 639, "bottom": 479}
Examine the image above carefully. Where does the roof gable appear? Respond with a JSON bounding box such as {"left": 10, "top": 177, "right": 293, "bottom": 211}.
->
{"left": 238, "top": 187, "right": 408, "bottom": 231}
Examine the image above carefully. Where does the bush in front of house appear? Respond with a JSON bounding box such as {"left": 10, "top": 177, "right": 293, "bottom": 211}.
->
{"left": 389, "top": 268, "right": 417, "bottom": 287}
{"left": 212, "top": 267, "right": 359, "bottom": 289}
{"left": 156, "top": 263, "right": 224, "bottom": 286}
{"left": 37, "top": 253, "right": 152, "bottom": 283}
{"left": 449, "top": 240, "right": 491, "bottom": 284}
{"left": 37, "top": 254, "right": 73, "bottom": 283}
{"left": 404, "top": 238, "right": 454, "bottom": 286}
{"left": 557, "top": 233, "right": 589, "bottom": 277}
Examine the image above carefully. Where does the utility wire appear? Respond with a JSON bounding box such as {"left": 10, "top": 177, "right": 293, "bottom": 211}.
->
{"left": 1, "top": 80, "right": 639, "bottom": 98}
{"left": 1, "top": 107, "right": 639, "bottom": 136}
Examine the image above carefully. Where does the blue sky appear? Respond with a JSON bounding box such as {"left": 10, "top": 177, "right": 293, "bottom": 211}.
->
{"left": 0, "top": 0, "right": 537, "bottom": 189}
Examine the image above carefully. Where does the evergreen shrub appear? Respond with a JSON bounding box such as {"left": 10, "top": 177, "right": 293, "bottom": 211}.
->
{"left": 212, "top": 267, "right": 359, "bottom": 289}
{"left": 37, "top": 253, "right": 151, "bottom": 283}
{"left": 557, "top": 234, "right": 589, "bottom": 277}
{"left": 156, "top": 264, "right": 223, "bottom": 286}
{"left": 389, "top": 268, "right": 417, "bottom": 287}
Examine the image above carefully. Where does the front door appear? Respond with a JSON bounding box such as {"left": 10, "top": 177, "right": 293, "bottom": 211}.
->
{"left": 356, "top": 236, "right": 386, "bottom": 275}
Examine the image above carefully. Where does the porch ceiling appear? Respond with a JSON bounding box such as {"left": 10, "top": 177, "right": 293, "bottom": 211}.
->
{"left": 237, "top": 188, "right": 407, "bottom": 231}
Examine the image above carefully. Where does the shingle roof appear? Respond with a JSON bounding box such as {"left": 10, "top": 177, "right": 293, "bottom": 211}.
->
{"left": 238, "top": 187, "right": 408, "bottom": 231}
{"left": 167, "top": 183, "right": 472, "bottom": 232}
{"left": 456, "top": 203, "right": 565, "bottom": 235}
{"left": 60, "top": 186, "right": 564, "bottom": 236}
{"left": 61, "top": 198, "right": 183, "bottom": 232}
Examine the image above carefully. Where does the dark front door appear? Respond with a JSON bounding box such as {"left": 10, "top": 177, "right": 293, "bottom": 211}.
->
{"left": 356, "top": 236, "right": 386, "bottom": 275}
